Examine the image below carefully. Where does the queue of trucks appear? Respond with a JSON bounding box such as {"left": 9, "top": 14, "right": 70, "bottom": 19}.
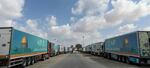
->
{"left": 82, "top": 31, "right": 150, "bottom": 65}
{"left": 0, "top": 27, "right": 72, "bottom": 68}
{"left": 1, "top": 27, "right": 150, "bottom": 68}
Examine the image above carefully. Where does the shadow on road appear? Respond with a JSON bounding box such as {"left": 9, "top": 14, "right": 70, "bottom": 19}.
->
{"left": 82, "top": 53, "right": 150, "bottom": 68}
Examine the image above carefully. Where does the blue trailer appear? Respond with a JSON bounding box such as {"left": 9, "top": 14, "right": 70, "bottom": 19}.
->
{"left": 0, "top": 27, "right": 49, "bottom": 67}
{"left": 104, "top": 31, "right": 150, "bottom": 64}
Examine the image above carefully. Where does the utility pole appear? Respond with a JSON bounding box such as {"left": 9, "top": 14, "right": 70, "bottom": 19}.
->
{"left": 82, "top": 35, "right": 85, "bottom": 47}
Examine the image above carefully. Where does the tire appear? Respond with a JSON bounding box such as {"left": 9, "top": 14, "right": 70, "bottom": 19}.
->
{"left": 22, "top": 59, "right": 27, "bottom": 67}
{"left": 126, "top": 57, "right": 130, "bottom": 64}
{"left": 31, "top": 59, "right": 35, "bottom": 65}
{"left": 27, "top": 58, "right": 31, "bottom": 66}
{"left": 42, "top": 55, "right": 46, "bottom": 61}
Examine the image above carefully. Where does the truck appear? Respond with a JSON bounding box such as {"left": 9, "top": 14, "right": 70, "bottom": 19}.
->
{"left": 59, "top": 45, "right": 66, "bottom": 54}
{"left": 81, "top": 47, "right": 86, "bottom": 53}
{"left": 104, "top": 31, "right": 150, "bottom": 64}
{"left": 0, "top": 27, "right": 49, "bottom": 68}
{"left": 91, "top": 42, "right": 104, "bottom": 56}
{"left": 49, "top": 42, "right": 55, "bottom": 57}
{"left": 48, "top": 41, "right": 53, "bottom": 57}
{"left": 85, "top": 45, "right": 92, "bottom": 54}
{"left": 66, "top": 47, "right": 71, "bottom": 53}
{"left": 53, "top": 44, "right": 60, "bottom": 56}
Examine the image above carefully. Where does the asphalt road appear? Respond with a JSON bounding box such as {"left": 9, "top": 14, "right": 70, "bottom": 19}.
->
{"left": 27, "top": 52, "right": 150, "bottom": 68}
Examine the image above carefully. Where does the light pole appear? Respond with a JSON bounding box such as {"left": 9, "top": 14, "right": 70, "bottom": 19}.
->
{"left": 82, "top": 35, "right": 85, "bottom": 47}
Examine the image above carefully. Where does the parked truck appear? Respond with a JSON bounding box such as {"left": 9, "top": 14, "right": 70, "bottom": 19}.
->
{"left": 104, "top": 31, "right": 150, "bottom": 64}
{"left": 49, "top": 42, "right": 55, "bottom": 57}
{"left": 0, "top": 27, "right": 49, "bottom": 68}
{"left": 91, "top": 42, "right": 104, "bottom": 56}
{"left": 59, "top": 45, "right": 66, "bottom": 54}
{"left": 53, "top": 44, "right": 60, "bottom": 56}
{"left": 85, "top": 45, "right": 92, "bottom": 54}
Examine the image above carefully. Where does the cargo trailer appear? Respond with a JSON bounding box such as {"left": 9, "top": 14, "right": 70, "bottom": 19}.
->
{"left": 66, "top": 47, "right": 71, "bottom": 53}
{"left": 91, "top": 42, "right": 104, "bottom": 56}
{"left": 50, "top": 43, "right": 56, "bottom": 57}
{"left": 91, "top": 44, "right": 95, "bottom": 55}
{"left": 67, "top": 47, "right": 74, "bottom": 53}
{"left": 85, "top": 45, "right": 92, "bottom": 54}
{"left": 60, "top": 45, "right": 65, "bottom": 54}
{"left": 0, "top": 27, "right": 49, "bottom": 68}
{"left": 82, "top": 47, "right": 86, "bottom": 52}
{"left": 53, "top": 44, "right": 60, "bottom": 56}
{"left": 48, "top": 41, "right": 52, "bottom": 57}
{"left": 104, "top": 31, "right": 150, "bottom": 64}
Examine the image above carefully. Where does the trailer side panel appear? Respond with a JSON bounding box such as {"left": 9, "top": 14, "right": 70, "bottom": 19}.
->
{"left": 105, "top": 32, "right": 139, "bottom": 57}
{"left": 10, "top": 29, "right": 48, "bottom": 58}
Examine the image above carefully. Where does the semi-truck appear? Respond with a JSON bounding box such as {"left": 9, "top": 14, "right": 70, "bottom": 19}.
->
{"left": 49, "top": 42, "right": 56, "bottom": 57}
{"left": 85, "top": 45, "right": 92, "bottom": 54}
{"left": 104, "top": 31, "right": 150, "bottom": 64}
{"left": 83, "top": 31, "right": 150, "bottom": 64}
{"left": 91, "top": 42, "right": 104, "bottom": 56}
{"left": 0, "top": 27, "right": 50, "bottom": 68}
{"left": 53, "top": 44, "right": 60, "bottom": 56}
{"left": 59, "top": 45, "right": 66, "bottom": 54}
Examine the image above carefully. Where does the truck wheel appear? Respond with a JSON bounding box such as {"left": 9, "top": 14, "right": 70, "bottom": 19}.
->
{"left": 43, "top": 56, "right": 46, "bottom": 61}
{"left": 31, "top": 59, "right": 35, "bottom": 65}
{"left": 41, "top": 55, "right": 45, "bottom": 61}
{"left": 22, "top": 59, "right": 27, "bottom": 67}
{"left": 34, "top": 58, "right": 37, "bottom": 63}
{"left": 126, "top": 57, "right": 130, "bottom": 64}
{"left": 27, "top": 58, "right": 31, "bottom": 66}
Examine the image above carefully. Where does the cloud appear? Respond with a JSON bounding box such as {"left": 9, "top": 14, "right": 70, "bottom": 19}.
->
{"left": 104, "top": 24, "right": 138, "bottom": 39}
{"left": 44, "top": 16, "right": 103, "bottom": 46}
{"left": 72, "top": 16, "right": 107, "bottom": 32}
{"left": 48, "top": 0, "right": 150, "bottom": 46}
{"left": 51, "top": 24, "right": 71, "bottom": 36}
{"left": 105, "top": 0, "right": 150, "bottom": 24}
{"left": 0, "top": 0, "right": 48, "bottom": 40}
{"left": 25, "top": 19, "right": 48, "bottom": 39}
{"left": 72, "top": 0, "right": 150, "bottom": 33}
{"left": 46, "top": 16, "right": 57, "bottom": 27}
{"left": 1, "top": 0, "right": 150, "bottom": 46}
{"left": 72, "top": 0, "right": 109, "bottom": 15}
{"left": 118, "top": 24, "right": 137, "bottom": 34}
{"left": 143, "top": 26, "right": 150, "bottom": 31}
{"left": 0, "top": 0, "right": 24, "bottom": 27}
{"left": 14, "top": 19, "right": 48, "bottom": 39}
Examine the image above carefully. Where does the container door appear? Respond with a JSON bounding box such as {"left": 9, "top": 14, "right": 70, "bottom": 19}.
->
{"left": 139, "top": 32, "right": 150, "bottom": 57}
{"left": 0, "top": 28, "right": 11, "bottom": 55}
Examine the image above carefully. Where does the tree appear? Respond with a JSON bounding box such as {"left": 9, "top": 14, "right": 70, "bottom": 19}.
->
{"left": 75, "top": 44, "right": 82, "bottom": 51}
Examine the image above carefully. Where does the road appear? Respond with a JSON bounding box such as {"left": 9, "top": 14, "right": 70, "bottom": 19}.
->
{"left": 27, "top": 52, "right": 150, "bottom": 68}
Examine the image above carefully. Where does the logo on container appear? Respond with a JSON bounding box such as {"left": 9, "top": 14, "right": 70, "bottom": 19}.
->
{"left": 21, "top": 36, "right": 28, "bottom": 48}
{"left": 124, "top": 38, "right": 129, "bottom": 45}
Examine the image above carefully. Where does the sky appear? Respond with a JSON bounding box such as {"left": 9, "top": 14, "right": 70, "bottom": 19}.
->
{"left": 0, "top": 0, "right": 150, "bottom": 47}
